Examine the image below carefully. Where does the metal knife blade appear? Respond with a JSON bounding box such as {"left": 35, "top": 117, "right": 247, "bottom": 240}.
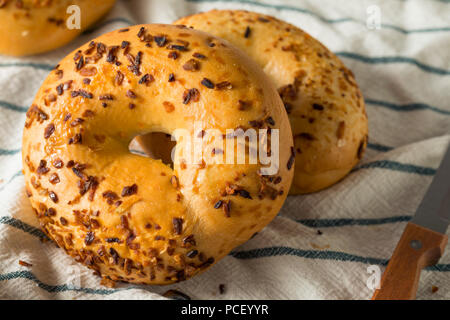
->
{"left": 411, "top": 144, "right": 450, "bottom": 234}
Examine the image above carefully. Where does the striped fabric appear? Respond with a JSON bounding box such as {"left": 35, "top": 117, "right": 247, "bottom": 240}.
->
{"left": 0, "top": 0, "right": 449, "bottom": 300}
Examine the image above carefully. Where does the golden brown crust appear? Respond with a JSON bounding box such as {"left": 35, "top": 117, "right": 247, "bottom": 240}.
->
{"left": 0, "top": 0, "right": 116, "bottom": 56}
{"left": 175, "top": 10, "right": 369, "bottom": 194}
{"left": 22, "top": 24, "right": 294, "bottom": 285}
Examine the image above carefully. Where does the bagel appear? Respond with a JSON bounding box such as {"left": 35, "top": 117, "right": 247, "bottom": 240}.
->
{"left": 0, "top": 0, "right": 116, "bottom": 56}
{"left": 168, "top": 10, "right": 368, "bottom": 194}
{"left": 22, "top": 24, "right": 294, "bottom": 285}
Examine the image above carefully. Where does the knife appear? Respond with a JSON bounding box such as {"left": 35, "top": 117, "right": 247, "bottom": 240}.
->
{"left": 372, "top": 144, "right": 450, "bottom": 300}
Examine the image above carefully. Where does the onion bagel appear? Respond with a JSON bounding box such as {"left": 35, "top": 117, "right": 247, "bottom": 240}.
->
{"left": 0, "top": 0, "right": 116, "bottom": 56}
{"left": 170, "top": 10, "right": 369, "bottom": 194}
{"left": 22, "top": 24, "right": 294, "bottom": 285}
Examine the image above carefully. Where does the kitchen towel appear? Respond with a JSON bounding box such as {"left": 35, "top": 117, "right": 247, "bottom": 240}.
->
{"left": 0, "top": 0, "right": 449, "bottom": 300}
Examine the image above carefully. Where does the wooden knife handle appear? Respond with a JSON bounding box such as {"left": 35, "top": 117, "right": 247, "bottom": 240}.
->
{"left": 372, "top": 222, "right": 448, "bottom": 300}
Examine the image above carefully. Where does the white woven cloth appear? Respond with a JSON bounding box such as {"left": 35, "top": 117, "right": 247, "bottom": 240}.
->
{"left": 0, "top": 0, "right": 449, "bottom": 300}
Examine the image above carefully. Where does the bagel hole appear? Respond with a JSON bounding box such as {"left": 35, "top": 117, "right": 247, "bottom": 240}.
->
{"left": 129, "top": 132, "right": 175, "bottom": 167}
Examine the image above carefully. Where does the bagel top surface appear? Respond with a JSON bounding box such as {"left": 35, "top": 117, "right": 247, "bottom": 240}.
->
{"left": 175, "top": 10, "right": 368, "bottom": 194}
{"left": 22, "top": 24, "right": 294, "bottom": 285}
{"left": 0, "top": 0, "right": 116, "bottom": 56}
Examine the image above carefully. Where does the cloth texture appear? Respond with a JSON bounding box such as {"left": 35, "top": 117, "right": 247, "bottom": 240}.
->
{"left": 0, "top": 0, "right": 449, "bottom": 300}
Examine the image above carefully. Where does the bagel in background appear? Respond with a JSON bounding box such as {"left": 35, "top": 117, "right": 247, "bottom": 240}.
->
{"left": 173, "top": 10, "right": 368, "bottom": 194}
{"left": 0, "top": 0, "right": 116, "bottom": 56}
{"left": 22, "top": 24, "right": 294, "bottom": 285}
